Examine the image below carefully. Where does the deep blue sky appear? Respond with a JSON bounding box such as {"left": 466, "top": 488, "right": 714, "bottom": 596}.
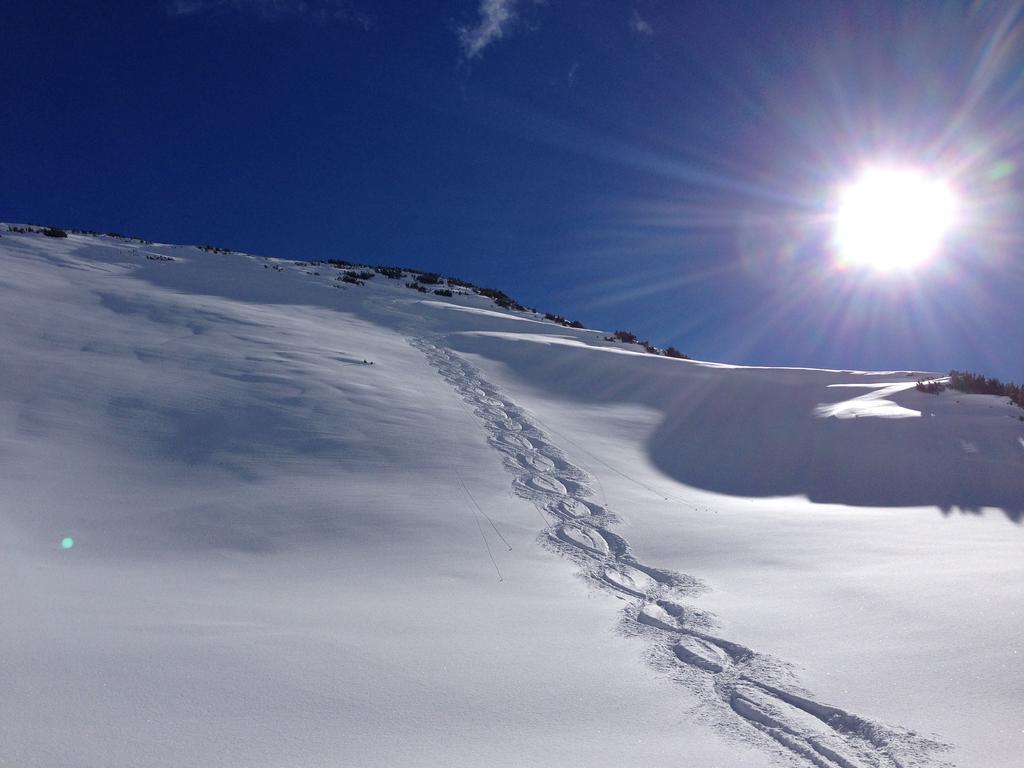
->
{"left": 4, "top": 1, "right": 1024, "bottom": 379}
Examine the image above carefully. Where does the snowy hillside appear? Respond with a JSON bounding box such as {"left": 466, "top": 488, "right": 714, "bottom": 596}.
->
{"left": 1, "top": 227, "right": 1022, "bottom": 768}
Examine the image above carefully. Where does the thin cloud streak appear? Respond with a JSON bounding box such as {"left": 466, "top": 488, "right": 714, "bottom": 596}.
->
{"left": 567, "top": 61, "right": 580, "bottom": 88}
{"left": 459, "top": 0, "right": 517, "bottom": 60}
{"left": 167, "top": 0, "right": 372, "bottom": 28}
{"left": 630, "top": 9, "right": 653, "bottom": 37}
{"left": 167, "top": 0, "right": 206, "bottom": 14}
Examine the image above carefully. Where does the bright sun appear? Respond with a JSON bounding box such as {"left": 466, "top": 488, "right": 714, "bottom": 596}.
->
{"left": 834, "top": 167, "right": 958, "bottom": 271}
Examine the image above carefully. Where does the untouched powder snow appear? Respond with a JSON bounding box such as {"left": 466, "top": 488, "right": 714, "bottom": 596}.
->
{"left": 1, "top": 228, "right": 1022, "bottom": 768}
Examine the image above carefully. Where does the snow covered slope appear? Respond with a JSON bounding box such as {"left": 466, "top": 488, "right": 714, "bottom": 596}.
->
{"left": 1, "top": 228, "right": 1021, "bottom": 768}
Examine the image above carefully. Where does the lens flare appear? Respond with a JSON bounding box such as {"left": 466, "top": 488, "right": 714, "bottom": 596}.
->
{"left": 833, "top": 167, "right": 958, "bottom": 271}
{"left": 61, "top": 537, "right": 74, "bottom": 549}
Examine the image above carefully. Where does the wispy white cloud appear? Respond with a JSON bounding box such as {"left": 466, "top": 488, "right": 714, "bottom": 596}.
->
{"left": 168, "top": 0, "right": 372, "bottom": 29}
{"left": 168, "top": 0, "right": 206, "bottom": 14}
{"left": 630, "top": 8, "right": 653, "bottom": 37}
{"left": 458, "top": 0, "right": 517, "bottom": 60}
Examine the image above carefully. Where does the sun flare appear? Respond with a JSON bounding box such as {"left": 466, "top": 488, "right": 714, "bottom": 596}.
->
{"left": 834, "top": 167, "right": 958, "bottom": 271}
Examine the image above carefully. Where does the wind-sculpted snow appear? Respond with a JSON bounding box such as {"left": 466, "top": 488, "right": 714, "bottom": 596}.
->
{"left": 445, "top": 332, "right": 1024, "bottom": 520}
{"left": 6, "top": 231, "right": 783, "bottom": 768}
{"left": 414, "top": 337, "right": 950, "bottom": 768}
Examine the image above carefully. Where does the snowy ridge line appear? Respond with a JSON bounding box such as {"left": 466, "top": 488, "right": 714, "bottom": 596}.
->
{"left": 412, "top": 337, "right": 951, "bottom": 768}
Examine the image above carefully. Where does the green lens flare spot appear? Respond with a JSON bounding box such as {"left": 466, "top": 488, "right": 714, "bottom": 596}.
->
{"left": 987, "top": 160, "right": 1015, "bottom": 181}
{"left": 61, "top": 537, "right": 75, "bottom": 549}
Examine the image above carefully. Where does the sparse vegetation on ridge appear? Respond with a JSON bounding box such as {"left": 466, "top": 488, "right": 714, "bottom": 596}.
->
{"left": 948, "top": 370, "right": 1024, "bottom": 409}
{"left": 7, "top": 224, "right": 154, "bottom": 243}
{"left": 915, "top": 379, "right": 946, "bottom": 395}
{"left": 5, "top": 222, "right": 692, "bottom": 361}
{"left": 917, "top": 370, "right": 1023, "bottom": 410}
{"left": 604, "top": 330, "right": 690, "bottom": 360}
{"left": 474, "top": 287, "right": 522, "bottom": 310}
{"left": 543, "top": 312, "right": 584, "bottom": 329}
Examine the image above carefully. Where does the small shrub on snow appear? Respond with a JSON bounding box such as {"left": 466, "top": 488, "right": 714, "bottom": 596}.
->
{"left": 543, "top": 312, "right": 584, "bottom": 328}
{"left": 476, "top": 287, "right": 524, "bottom": 311}
{"left": 947, "top": 370, "right": 1024, "bottom": 409}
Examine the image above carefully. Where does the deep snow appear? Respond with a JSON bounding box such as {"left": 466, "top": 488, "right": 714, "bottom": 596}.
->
{"left": 1, "top": 228, "right": 1021, "bottom": 767}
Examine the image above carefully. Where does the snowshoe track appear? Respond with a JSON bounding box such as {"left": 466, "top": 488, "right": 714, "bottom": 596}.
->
{"left": 601, "top": 564, "right": 657, "bottom": 597}
{"left": 519, "top": 453, "right": 556, "bottom": 473}
{"left": 638, "top": 602, "right": 684, "bottom": 633}
{"left": 527, "top": 474, "right": 568, "bottom": 495}
{"left": 412, "top": 338, "right": 948, "bottom": 768}
{"left": 556, "top": 523, "right": 611, "bottom": 556}
{"left": 550, "top": 498, "right": 591, "bottom": 519}
{"left": 674, "top": 635, "right": 730, "bottom": 673}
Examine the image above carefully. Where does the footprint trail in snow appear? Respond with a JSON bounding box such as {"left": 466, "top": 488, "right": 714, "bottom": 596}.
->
{"left": 413, "top": 338, "right": 949, "bottom": 768}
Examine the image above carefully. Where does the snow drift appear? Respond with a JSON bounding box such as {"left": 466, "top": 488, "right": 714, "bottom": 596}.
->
{"left": 1, "top": 227, "right": 1021, "bottom": 768}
